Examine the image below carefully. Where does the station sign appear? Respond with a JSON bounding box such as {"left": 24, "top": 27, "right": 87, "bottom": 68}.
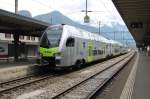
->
{"left": 130, "top": 22, "right": 143, "bottom": 28}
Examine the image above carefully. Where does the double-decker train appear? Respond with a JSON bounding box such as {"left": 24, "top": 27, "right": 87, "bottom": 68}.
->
{"left": 39, "top": 24, "right": 128, "bottom": 68}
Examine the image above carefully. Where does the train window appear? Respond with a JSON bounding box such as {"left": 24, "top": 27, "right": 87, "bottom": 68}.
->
{"left": 46, "top": 26, "right": 63, "bottom": 47}
{"left": 98, "top": 50, "right": 103, "bottom": 55}
{"left": 66, "top": 37, "right": 75, "bottom": 47}
{"left": 83, "top": 42, "right": 86, "bottom": 48}
{"left": 98, "top": 50, "right": 100, "bottom": 54}
{"left": 40, "top": 33, "right": 50, "bottom": 48}
{"left": 92, "top": 50, "right": 98, "bottom": 56}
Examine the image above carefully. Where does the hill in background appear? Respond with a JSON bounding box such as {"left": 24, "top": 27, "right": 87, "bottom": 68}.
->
{"left": 19, "top": 10, "right": 135, "bottom": 46}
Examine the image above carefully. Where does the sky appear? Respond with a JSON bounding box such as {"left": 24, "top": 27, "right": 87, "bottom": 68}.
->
{"left": 0, "top": 0, "right": 136, "bottom": 46}
{"left": 0, "top": 0, "right": 125, "bottom": 26}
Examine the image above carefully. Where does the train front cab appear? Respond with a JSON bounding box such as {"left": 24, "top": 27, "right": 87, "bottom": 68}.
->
{"left": 39, "top": 25, "right": 63, "bottom": 67}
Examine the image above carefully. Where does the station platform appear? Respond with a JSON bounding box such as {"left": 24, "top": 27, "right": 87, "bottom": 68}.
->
{"left": 131, "top": 53, "right": 150, "bottom": 99}
{"left": 0, "top": 60, "right": 36, "bottom": 69}
{"left": 0, "top": 60, "right": 38, "bottom": 82}
{"left": 95, "top": 51, "right": 150, "bottom": 99}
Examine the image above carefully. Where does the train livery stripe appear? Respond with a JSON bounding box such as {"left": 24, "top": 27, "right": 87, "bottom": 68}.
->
{"left": 88, "top": 41, "right": 93, "bottom": 62}
{"left": 39, "top": 47, "right": 59, "bottom": 57}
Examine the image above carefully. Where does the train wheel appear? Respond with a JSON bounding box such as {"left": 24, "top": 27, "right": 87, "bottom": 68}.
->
{"left": 75, "top": 60, "right": 82, "bottom": 68}
{"left": 82, "top": 59, "right": 86, "bottom": 66}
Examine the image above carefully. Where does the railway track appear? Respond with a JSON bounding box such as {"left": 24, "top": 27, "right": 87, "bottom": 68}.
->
{"left": 0, "top": 52, "right": 134, "bottom": 99}
{"left": 0, "top": 74, "right": 55, "bottom": 94}
{"left": 0, "top": 63, "right": 79, "bottom": 98}
{"left": 0, "top": 63, "right": 51, "bottom": 94}
{"left": 52, "top": 52, "right": 135, "bottom": 99}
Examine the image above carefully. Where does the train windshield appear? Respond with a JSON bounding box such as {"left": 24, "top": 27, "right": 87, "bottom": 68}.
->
{"left": 40, "top": 25, "right": 63, "bottom": 48}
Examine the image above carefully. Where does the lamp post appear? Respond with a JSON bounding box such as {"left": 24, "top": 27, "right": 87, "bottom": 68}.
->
{"left": 114, "top": 31, "right": 116, "bottom": 40}
{"left": 15, "top": 0, "right": 18, "bottom": 14}
{"left": 82, "top": 0, "right": 106, "bottom": 23}
{"left": 86, "top": 0, "right": 87, "bottom": 16}
{"left": 98, "top": 21, "right": 101, "bottom": 35}
{"left": 84, "top": 0, "right": 90, "bottom": 23}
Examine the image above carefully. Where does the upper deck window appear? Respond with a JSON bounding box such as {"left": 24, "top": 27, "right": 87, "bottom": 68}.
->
{"left": 40, "top": 25, "right": 63, "bottom": 48}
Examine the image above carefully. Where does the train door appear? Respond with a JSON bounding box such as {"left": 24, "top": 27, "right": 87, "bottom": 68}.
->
{"left": 109, "top": 43, "right": 112, "bottom": 56}
{"left": 88, "top": 41, "right": 93, "bottom": 62}
{"left": 65, "top": 37, "right": 75, "bottom": 66}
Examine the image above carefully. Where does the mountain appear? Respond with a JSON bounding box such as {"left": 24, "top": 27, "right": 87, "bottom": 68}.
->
{"left": 18, "top": 10, "right": 32, "bottom": 17}
{"left": 34, "top": 11, "right": 99, "bottom": 32}
{"left": 18, "top": 10, "right": 134, "bottom": 44}
{"left": 34, "top": 11, "right": 132, "bottom": 41}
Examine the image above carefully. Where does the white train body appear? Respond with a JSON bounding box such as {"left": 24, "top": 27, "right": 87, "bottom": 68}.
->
{"left": 39, "top": 25, "right": 128, "bottom": 67}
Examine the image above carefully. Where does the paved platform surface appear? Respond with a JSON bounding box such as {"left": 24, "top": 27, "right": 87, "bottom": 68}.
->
{"left": 0, "top": 59, "right": 38, "bottom": 82}
{"left": 132, "top": 53, "right": 150, "bottom": 99}
{"left": 0, "top": 62, "right": 36, "bottom": 68}
{"left": 94, "top": 51, "right": 136, "bottom": 99}
{"left": 0, "top": 59, "right": 37, "bottom": 69}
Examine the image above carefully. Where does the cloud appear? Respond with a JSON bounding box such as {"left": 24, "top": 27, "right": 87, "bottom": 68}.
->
{"left": 0, "top": 0, "right": 135, "bottom": 46}
{"left": 0, "top": 0, "right": 125, "bottom": 26}
{"left": 0, "top": 0, "right": 14, "bottom": 12}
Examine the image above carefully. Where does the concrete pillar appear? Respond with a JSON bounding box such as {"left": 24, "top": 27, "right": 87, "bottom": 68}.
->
{"left": 147, "top": 46, "right": 150, "bottom": 56}
{"left": 13, "top": 33, "right": 19, "bottom": 61}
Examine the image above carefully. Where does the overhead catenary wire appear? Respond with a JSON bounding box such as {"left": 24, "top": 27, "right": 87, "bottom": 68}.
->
{"left": 0, "top": 1, "right": 15, "bottom": 10}
{"left": 31, "top": 0, "right": 55, "bottom": 10}
{"left": 0, "top": 0, "right": 15, "bottom": 6}
{"left": 97, "top": 0, "right": 134, "bottom": 45}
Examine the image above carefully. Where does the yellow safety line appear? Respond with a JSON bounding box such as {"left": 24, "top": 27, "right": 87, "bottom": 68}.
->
{"left": 119, "top": 52, "right": 139, "bottom": 99}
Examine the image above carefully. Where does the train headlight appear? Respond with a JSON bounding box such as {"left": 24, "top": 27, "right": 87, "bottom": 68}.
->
{"left": 54, "top": 52, "right": 61, "bottom": 56}
{"left": 40, "top": 52, "right": 44, "bottom": 57}
{"left": 37, "top": 52, "right": 42, "bottom": 57}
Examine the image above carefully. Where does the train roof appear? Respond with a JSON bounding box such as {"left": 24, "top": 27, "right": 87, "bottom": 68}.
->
{"left": 48, "top": 24, "right": 126, "bottom": 46}
{"left": 63, "top": 25, "right": 110, "bottom": 43}
{"left": 109, "top": 39, "right": 124, "bottom": 46}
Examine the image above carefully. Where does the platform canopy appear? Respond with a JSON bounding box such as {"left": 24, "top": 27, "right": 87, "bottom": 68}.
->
{"left": 112, "top": 0, "right": 150, "bottom": 47}
{"left": 0, "top": 9, "right": 50, "bottom": 37}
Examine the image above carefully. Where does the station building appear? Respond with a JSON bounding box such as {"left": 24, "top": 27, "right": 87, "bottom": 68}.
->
{"left": 0, "top": 33, "right": 39, "bottom": 60}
